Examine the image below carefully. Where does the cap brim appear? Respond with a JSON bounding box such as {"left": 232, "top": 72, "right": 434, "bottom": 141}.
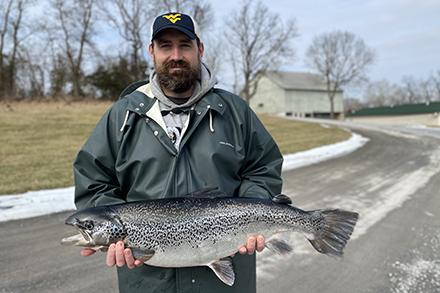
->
{"left": 152, "top": 25, "right": 196, "bottom": 41}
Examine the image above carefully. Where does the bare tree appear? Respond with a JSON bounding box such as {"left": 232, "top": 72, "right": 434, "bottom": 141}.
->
{"left": 431, "top": 70, "right": 440, "bottom": 101}
{"left": 157, "top": 0, "right": 213, "bottom": 32}
{"left": 224, "top": 0, "right": 297, "bottom": 103}
{"left": 400, "top": 75, "right": 421, "bottom": 104}
{"left": 0, "top": 0, "right": 27, "bottom": 98}
{"left": 362, "top": 79, "right": 400, "bottom": 107}
{"left": 51, "top": 0, "right": 95, "bottom": 97}
{"left": 306, "top": 31, "right": 375, "bottom": 118}
{"left": 0, "top": 1, "right": 13, "bottom": 93}
{"left": 344, "top": 97, "right": 364, "bottom": 113}
{"left": 97, "top": 0, "right": 154, "bottom": 81}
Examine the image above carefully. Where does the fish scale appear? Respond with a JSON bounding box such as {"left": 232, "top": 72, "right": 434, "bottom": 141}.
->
{"left": 62, "top": 194, "right": 358, "bottom": 286}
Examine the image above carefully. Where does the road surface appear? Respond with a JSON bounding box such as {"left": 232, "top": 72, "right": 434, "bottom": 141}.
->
{"left": 1, "top": 122, "right": 439, "bottom": 293}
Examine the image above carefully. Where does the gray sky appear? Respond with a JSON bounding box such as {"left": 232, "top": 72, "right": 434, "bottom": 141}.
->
{"left": 212, "top": 0, "right": 440, "bottom": 85}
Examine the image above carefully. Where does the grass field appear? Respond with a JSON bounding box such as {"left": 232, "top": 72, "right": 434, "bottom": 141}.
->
{"left": 0, "top": 101, "right": 350, "bottom": 195}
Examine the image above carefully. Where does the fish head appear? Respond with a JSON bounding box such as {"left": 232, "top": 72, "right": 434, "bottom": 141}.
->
{"left": 62, "top": 208, "right": 126, "bottom": 247}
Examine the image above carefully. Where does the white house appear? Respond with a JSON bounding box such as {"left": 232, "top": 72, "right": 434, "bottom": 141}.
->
{"left": 250, "top": 71, "right": 344, "bottom": 118}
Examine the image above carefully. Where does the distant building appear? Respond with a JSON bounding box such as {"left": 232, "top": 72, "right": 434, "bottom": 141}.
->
{"left": 346, "top": 101, "right": 440, "bottom": 126}
{"left": 250, "top": 71, "right": 344, "bottom": 118}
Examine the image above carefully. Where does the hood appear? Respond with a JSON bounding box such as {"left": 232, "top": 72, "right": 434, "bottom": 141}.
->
{"left": 149, "top": 62, "right": 217, "bottom": 109}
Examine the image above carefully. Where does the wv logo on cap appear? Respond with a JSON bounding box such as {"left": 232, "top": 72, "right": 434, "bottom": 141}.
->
{"left": 162, "top": 13, "right": 182, "bottom": 24}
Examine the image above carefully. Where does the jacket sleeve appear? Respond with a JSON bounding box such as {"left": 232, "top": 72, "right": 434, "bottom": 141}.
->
{"left": 73, "top": 104, "right": 126, "bottom": 209}
{"left": 238, "top": 109, "right": 283, "bottom": 200}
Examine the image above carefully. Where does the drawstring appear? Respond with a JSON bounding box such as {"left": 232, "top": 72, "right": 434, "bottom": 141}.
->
{"left": 209, "top": 108, "right": 215, "bottom": 133}
{"left": 120, "top": 110, "right": 130, "bottom": 132}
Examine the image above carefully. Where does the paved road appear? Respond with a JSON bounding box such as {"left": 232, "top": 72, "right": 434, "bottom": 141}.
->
{"left": 1, "top": 122, "right": 439, "bottom": 293}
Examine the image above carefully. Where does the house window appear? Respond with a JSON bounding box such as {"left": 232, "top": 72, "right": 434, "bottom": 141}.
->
{"left": 258, "top": 103, "right": 264, "bottom": 108}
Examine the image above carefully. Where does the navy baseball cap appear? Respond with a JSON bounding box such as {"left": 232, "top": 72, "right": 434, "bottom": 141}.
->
{"left": 151, "top": 12, "right": 200, "bottom": 41}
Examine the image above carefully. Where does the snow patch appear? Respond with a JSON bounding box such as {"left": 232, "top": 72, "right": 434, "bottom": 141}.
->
{"left": 282, "top": 133, "right": 369, "bottom": 171}
{"left": 0, "top": 187, "right": 75, "bottom": 222}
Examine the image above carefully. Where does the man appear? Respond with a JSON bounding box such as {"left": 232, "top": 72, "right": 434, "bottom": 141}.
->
{"left": 74, "top": 12, "right": 283, "bottom": 292}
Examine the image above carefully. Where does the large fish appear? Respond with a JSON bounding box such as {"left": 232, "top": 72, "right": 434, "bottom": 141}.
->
{"left": 61, "top": 193, "right": 358, "bottom": 286}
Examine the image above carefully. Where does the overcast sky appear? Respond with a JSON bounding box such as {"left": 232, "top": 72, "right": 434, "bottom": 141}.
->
{"left": 211, "top": 0, "right": 440, "bottom": 87}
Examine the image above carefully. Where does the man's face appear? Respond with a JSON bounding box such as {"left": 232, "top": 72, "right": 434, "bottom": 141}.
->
{"left": 149, "top": 29, "right": 204, "bottom": 94}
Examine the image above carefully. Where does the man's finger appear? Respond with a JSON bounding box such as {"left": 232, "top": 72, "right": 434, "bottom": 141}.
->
{"left": 238, "top": 246, "right": 247, "bottom": 255}
{"left": 246, "top": 236, "right": 256, "bottom": 255}
{"left": 256, "top": 235, "right": 265, "bottom": 252}
{"left": 124, "top": 248, "right": 136, "bottom": 269}
{"left": 80, "top": 248, "right": 96, "bottom": 257}
{"left": 115, "top": 241, "right": 126, "bottom": 267}
{"left": 106, "top": 243, "right": 116, "bottom": 267}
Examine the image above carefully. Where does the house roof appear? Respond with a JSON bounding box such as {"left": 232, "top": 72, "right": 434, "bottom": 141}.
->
{"left": 347, "top": 101, "right": 440, "bottom": 116}
{"left": 265, "top": 71, "right": 343, "bottom": 92}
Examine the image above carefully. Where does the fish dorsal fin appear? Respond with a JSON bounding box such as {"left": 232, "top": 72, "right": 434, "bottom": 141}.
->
{"left": 272, "top": 194, "right": 292, "bottom": 205}
{"left": 265, "top": 237, "right": 293, "bottom": 255}
{"left": 208, "top": 257, "right": 235, "bottom": 286}
{"left": 131, "top": 248, "right": 155, "bottom": 263}
{"left": 189, "top": 187, "right": 229, "bottom": 199}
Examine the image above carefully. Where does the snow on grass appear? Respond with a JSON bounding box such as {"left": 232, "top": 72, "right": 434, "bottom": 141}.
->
{"left": 0, "top": 187, "right": 75, "bottom": 222}
{"left": 282, "top": 132, "right": 369, "bottom": 171}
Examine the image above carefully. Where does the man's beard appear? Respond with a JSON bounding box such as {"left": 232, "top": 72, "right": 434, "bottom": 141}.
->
{"left": 155, "top": 58, "right": 200, "bottom": 94}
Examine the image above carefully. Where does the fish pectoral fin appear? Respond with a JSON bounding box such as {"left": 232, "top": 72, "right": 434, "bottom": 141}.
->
{"left": 131, "top": 248, "right": 155, "bottom": 262}
{"left": 208, "top": 257, "right": 235, "bottom": 286}
{"left": 265, "top": 238, "right": 293, "bottom": 255}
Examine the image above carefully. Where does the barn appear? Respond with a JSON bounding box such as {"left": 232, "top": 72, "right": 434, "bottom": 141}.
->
{"left": 250, "top": 71, "right": 344, "bottom": 118}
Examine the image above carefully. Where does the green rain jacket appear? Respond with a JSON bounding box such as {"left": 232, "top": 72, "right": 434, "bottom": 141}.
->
{"left": 73, "top": 81, "right": 283, "bottom": 293}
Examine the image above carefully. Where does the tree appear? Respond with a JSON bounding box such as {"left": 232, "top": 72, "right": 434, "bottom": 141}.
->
{"left": 224, "top": 0, "right": 297, "bottom": 103}
{"left": 87, "top": 56, "right": 148, "bottom": 99}
{"left": 431, "top": 70, "right": 440, "bottom": 101}
{"left": 157, "top": 0, "right": 213, "bottom": 32}
{"left": 306, "top": 31, "right": 375, "bottom": 118}
{"left": 51, "top": 0, "right": 95, "bottom": 97}
{"left": 0, "top": 0, "right": 27, "bottom": 98}
{"left": 97, "top": 0, "right": 155, "bottom": 81}
{"left": 343, "top": 97, "right": 364, "bottom": 113}
{"left": 363, "top": 80, "right": 400, "bottom": 107}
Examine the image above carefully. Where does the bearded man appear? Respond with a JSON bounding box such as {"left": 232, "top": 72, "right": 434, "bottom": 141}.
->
{"left": 74, "top": 12, "right": 283, "bottom": 293}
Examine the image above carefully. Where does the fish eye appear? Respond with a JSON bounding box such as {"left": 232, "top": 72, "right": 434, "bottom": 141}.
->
{"left": 83, "top": 221, "right": 94, "bottom": 230}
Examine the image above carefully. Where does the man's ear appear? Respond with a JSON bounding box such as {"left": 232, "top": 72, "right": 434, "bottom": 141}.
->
{"left": 148, "top": 43, "right": 154, "bottom": 57}
{"left": 198, "top": 41, "right": 205, "bottom": 58}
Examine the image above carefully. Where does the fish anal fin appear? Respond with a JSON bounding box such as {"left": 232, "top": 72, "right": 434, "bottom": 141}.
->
{"left": 266, "top": 238, "right": 293, "bottom": 255}
{"left": 272, "top": 194, "right": 292, "bottom": 205}
{"left": 131, "top": 248, "right": 155, "bottom": 262}
{"left": 208, "top": 257, "right": 235, "bottom": 286}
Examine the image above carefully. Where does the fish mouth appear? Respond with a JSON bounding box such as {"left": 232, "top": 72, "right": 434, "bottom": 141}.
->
{"left": 61, "top": 217, "right": 95, "bottom": 247}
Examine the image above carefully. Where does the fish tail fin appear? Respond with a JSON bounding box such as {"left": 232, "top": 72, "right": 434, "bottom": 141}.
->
{"left": 307, "top": 209, "right": 359, "bottom": 257}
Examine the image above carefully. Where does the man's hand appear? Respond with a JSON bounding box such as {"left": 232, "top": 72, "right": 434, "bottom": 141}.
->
{"left": 238, "top": 235, "right": 265, "bottom": 255}
{"left": 80, "top": 241, "right": 143, "bottom": 269}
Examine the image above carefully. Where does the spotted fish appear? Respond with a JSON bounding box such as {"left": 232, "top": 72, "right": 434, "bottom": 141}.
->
{"left": 61, "top": 193, "right": 358, "bottom": 286}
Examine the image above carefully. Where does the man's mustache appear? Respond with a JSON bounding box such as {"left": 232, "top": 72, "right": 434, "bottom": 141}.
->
{"left": 164, "top": 60, "right": 190, "bottom": 70}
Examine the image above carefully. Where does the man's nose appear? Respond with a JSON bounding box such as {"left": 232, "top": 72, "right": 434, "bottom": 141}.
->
{"left": 170, "top": 47, "right": 183, "bottom": 60}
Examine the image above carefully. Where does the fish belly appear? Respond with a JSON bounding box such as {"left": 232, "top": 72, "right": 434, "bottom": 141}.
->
{"left": 142, "top": 226, "right": 281, "bottom": 268}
